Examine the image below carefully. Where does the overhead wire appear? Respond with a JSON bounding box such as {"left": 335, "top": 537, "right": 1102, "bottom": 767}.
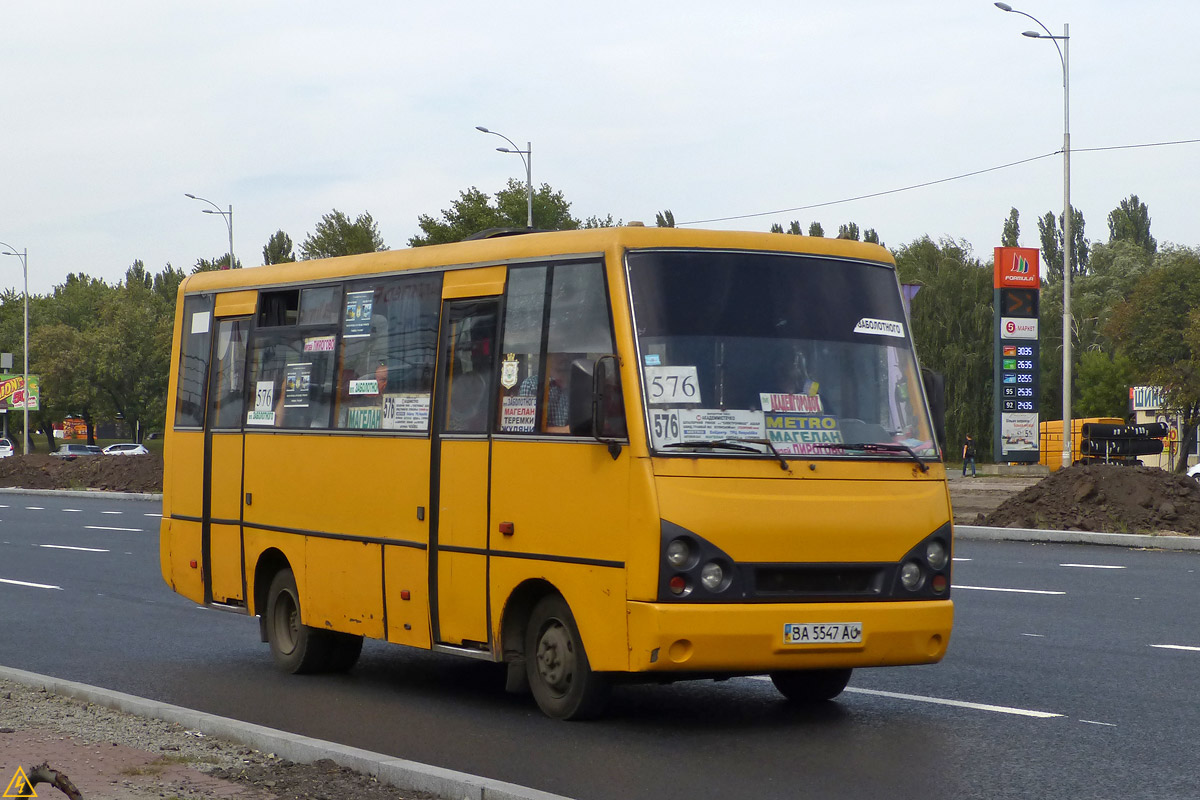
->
{"left": 676, "top": 138, "right": 1200, "bottom": 227}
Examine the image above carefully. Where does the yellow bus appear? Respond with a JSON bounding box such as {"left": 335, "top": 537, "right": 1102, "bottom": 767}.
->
{"left": 160, "top": 226, "right": 953, "bottom": 719}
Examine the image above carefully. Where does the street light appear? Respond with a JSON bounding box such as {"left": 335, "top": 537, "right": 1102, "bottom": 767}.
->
{"left": 475, "top": 126, "right": 533, "bottom": 229}
{"left": 995, "top": 2, "right": 1072, "bottom": 470}
{"left": 0, "top": 241, "right": 29, "bottom": 455}
{"left": 185, "top": 193, "right": 235, "bottom": 270}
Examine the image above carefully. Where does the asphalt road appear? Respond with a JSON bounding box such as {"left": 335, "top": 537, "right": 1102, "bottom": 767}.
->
{"left": 2, "top": 492, "right": 1198, "bottom": 799}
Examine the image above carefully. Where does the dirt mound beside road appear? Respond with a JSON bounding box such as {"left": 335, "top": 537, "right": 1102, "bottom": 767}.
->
{"left": 980, "top": 463, "right": 1200, "bottom": 534}
{"left": 0, "top": 453, "right": 163, "bottom": 493}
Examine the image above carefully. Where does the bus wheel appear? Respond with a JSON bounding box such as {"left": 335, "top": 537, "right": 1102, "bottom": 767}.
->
{"left": 524, "top": 595, "right": 609, "bottom": 720}
{"left": 769, "top": 668, "right": 853, "bottom": 703}
{"left": 266, "top": 568, "right": 333, "bottom": 674}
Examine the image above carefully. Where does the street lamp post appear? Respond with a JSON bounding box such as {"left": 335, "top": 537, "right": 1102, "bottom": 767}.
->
{"left": 995, "top": 2, "right": 1072, "bottom": 470}
{"left": 475, "top": 126, "right": 533, "bottom": 229}
{"left": 185, "top": 193, "right": 235, "bottom": 269}
{"left": 0, "top": 242, "right": 30, "bottom": 455}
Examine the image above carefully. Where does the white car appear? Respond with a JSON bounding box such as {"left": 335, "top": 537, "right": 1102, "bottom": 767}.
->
{"left": 102, "top": 443, "right": 150, "bottom": 456}
{"left": 0, "top": 440, "right": 13, "bottom": 458}
{"left": 1188, "top": 463, "right": 1200, "bottom": 482}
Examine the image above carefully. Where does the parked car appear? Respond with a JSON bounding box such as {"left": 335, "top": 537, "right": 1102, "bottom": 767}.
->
{"left": 0, "top": 439, "right": 13, "bottom": 458}
{"left": 51, "top": 443, "right": 103, "bottom": 459}
{"left": 102, "top": 443, "right": 150, "bottom": 456}
{"left": 1188, "top": 463, "right": 1200, "bottom": 482}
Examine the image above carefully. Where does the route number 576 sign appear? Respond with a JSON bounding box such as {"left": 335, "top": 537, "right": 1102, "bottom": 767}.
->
{"left": 645, "top": 365, "right": 701, "bottom": 404}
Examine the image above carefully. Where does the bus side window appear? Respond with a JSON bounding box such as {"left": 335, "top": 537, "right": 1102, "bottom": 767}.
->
{"left": 174, "top": 295, "right": 214, "bottom": 428}
{"left": 545, "top": 263, "right": 615, "bottom": 435}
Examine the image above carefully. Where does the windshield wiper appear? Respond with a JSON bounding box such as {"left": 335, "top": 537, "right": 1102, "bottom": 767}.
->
{"left": 815, "top": 441, "right": 930, "bottom": 472}
{"left": 663, "top": 438, "right": 790, "bottom": 471}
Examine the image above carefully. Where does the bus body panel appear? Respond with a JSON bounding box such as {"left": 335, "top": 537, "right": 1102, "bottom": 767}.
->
{"left": 305, "top": 537, "right": 385, "bottom": 638}
{"left": 653, "top": 472, "right": 952, "bottom": 565}
{"left": 626, "top": 599, "right": 953, "bottom": 672}
{"left": 435, "top": 438, "right": 491, "bottom": 645}
{"left": 488, "top": 438, "right": 633, "bottom": 566}
{"left": 159, "top": 516, "right": 204, "bottom": 603}
{"left": 384, "top": 545, "right": 432, "bottom": 648}
{"left": 490, "top": 558, "right": 630, "bottom": 673}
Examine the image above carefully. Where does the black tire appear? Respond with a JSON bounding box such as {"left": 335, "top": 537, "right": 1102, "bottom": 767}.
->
{"left": 324, "top": 632, "right": 364, "bottom": 673}
{"left": 265, "top": 568, "right": 337, "bottom": 674}
{"left": 524, "top": 594, "right": 609, "bottom": 720}
{"left": 769, "top": 668, "right": 853, "bottom": 703}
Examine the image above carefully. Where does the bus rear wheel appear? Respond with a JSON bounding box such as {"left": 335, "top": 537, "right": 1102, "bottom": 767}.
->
{"left": 769, "top": 668, "right": 853, "bottom": 703}
{"left": 265, "top": 568, "right": 361, "bottom": 674}
{"left": 524, "top": 595, "right": 609, "bottom": 720}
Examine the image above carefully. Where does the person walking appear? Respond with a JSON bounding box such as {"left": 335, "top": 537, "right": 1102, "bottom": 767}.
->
{"left": 962, "top": 434, "right": 977, "bottom": 478}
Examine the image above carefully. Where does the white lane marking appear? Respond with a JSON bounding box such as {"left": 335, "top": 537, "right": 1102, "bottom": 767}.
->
{"left": 84, "top": 525, "right": 144, "bottom": 532}
{"left": 101, "top": 511, "right": 123, "bottom": 515}
{"left": 24, "top": 506, "right": 45, "bottom": 510}
{"left": 954, "top": 585, "right": 1066, "bottom": 595}
{"left": 39, "top": 544, "right": 110, "bottom": 553}
{"left": 144, "top": 513, "right": 162, "bottom": 518}
{"left": 747, "top": 677, "right": 1063, "bottom": 718}
{"left": 1151, "top": 644, "right": 1200, "bottom": 652}
{"left": 62, "top": 508, "right": 83, "bottom": 512}
{"left": 845, "top": 687, "right": 1064, "bottom": 718}
{"left": 1060, "top": 563, "right": 1125, "bottom": 569}
{"left": 952, "top": 557, "right": 971, "bottom": 562}
{"left": 1080, "top": 720, "right": 1117, "bottom": 727}
{"left": 1022, "top": 633, "right": 1045, "bottom": 637}
{"left": 0, "top": 577, "right": 63, "bottom": 590}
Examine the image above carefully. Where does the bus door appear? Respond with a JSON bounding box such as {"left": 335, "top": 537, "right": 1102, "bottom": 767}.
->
{"left": 430, "top": 299, "right": 499, "bottom": 647}
{"left": 202, "top": 305, "right": 252, "bottom": 605}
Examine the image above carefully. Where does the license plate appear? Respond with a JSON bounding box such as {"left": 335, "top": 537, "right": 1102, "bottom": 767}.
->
{"left": 783, "top": 622, "right": 863, "bottom": 645}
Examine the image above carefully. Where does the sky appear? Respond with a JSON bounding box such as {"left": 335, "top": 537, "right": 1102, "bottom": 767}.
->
{"left": 1, "top": 1, "right": 1196, "bottom": 296}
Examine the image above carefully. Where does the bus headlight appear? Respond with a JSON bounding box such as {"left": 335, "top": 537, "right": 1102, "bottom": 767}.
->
{"left": 700, "top": 561, "right": 730, "bottom": 593}
{"left": 899, "top": 560, "right": 925, "bottom": 591}
{"left": 666, "top": 538, "right": 694, "bottom": 569}
{"left": 925, "top": 539, "right": 949, "bottom": 571}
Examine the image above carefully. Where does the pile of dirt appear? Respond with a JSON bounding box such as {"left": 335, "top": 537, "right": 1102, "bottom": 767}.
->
{"left": 0, "top": 454, "right": 163, "bottom": 493}
{"left": 980, "top": 463, "right": 1200, "bottom": 534}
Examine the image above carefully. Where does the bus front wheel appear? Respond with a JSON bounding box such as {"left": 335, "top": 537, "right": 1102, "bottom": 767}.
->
{"left": 265, "top": 568, "right": 361, "bottom": 674}
{"left": 524, "top": 595, "right": 609, "bottom": 720}
{"left": 769, "top": 668, "right": 852, "bottom": 703}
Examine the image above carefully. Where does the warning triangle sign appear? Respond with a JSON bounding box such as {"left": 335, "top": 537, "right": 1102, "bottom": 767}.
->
{"left": 3, "top": 766, "right": 37, "bottom": 798}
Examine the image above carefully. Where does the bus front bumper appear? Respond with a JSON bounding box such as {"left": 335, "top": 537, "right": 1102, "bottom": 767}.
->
{"left": 625, "top": 599, "right": 953, "bottom": 673}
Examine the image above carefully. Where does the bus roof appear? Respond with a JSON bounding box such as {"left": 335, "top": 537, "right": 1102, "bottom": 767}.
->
{"left": 177, "top": 226, "right": 895, "bottom": 296}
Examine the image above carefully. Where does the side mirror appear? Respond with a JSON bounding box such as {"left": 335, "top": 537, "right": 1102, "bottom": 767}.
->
{"left": 593, "top": 355, "right": 626, "bottom": 458}
{"left": 920, "top": 367, "right": 947, "bottom": 458}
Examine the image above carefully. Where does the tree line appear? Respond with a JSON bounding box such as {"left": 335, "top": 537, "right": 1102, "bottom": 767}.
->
{"left": 2, "top": 184, "right": 1196, "bottom": 470}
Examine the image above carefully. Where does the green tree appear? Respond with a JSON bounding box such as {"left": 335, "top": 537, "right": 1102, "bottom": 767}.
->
{"left": 655, "top": 210, "right": 675, "bottom": 228}
{"left": 300, "top": 210, "right": 387, "bottom": 259}
{"left": 1074, "top": 350, "right": 1135, "bottom": 418}
{"left": 263, "top": 230, "right": 297, "bottom": 264}
{"left": 837, "top": 222, "right": 860, "bottom": 241}
{"left": 1037, "top": 205, "right": 1088, "bottom": 280}
{"left": 863, "top": 229, "right": 881, "bottom": 245}
{"left": 193, "top": 253, "right": 241, "bottom": 273}
{"left": 1001, "top": 207, "right": 1020, "bottom": 247}
{"left": 1107, "top": 194, "right": 1156, "bottom": 255}
{"left": 894, "top": 237, "right": 993, "bottom": 458}
{"left": 1108, "top": 246, "right": 1200, "bottom": 471}
{"left": 409, "top": 179, "right": 582, "bottom": 246}
{"left": 808, "top": 222, "right": 825, "bottom": 237}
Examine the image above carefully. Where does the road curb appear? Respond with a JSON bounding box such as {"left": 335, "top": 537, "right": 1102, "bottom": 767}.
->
{"left": 956, "top": 524, "right": 1200, "bottom": 551}
{"left": 0, "top": 487, "right": 162, "bottom": 501}
{"left": 0, "top": 665, "right": 571, "bottom": 800}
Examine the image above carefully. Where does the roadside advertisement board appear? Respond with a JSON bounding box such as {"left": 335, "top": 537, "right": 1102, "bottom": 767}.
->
{"left": 993, "top": 248, "right": 1040, "bottom": 463}
{"left": 0, "top": 373, "right": 40, "bottom": 411}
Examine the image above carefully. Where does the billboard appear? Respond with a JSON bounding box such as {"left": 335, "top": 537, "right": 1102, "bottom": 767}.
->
{"left": 0, "top": 374, "right": 41, "bottom": 411}
{"left": 993, "top": 248, "right": 1040, "bottom": 463}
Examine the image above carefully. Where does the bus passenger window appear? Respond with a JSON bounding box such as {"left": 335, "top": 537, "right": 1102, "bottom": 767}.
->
{"left": 174, "top": 294, "right": 214, "bottom": 428}
{"left": 335, "top": 274, "right": 440, "bottom": 431}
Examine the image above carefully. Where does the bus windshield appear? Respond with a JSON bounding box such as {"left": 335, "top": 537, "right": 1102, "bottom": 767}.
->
{"left": 627, "top": 249, "right": 937, "bottom": 462}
